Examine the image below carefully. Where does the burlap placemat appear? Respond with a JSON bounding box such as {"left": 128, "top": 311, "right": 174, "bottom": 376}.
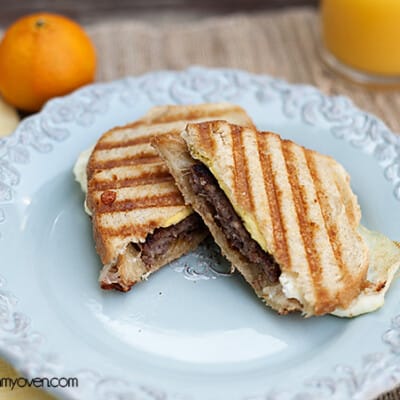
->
{"left": 88, "top": 7, "right": 400, "bottom": 134}
{"left": 0, "top": 6, "right": 399, "bottom": 400}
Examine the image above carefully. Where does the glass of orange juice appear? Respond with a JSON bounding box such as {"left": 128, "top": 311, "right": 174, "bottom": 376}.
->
{"left": 321, "top": 0, "right": 400, "bottom": 86}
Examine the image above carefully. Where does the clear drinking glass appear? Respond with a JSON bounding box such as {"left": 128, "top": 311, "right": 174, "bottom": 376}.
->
{"left": 320, "top": 0, "right": 400, "bottom": 87}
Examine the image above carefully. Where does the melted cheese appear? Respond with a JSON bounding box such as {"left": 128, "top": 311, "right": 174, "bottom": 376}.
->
{"left": 73, "top": 146, "right": 94, "bottom": 216}
{"left": 279, "top": 272, "right": 306, "bottom": 304}
{"left": 160, "top": 208, "right": 193, "bottom": 228}
{"left": 332, "top": 226, "right": 400, "bottom": 317}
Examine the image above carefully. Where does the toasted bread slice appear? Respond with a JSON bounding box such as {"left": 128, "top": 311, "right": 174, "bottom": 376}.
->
{"left": 154, "top": 121, "right": 370, "bottom": 316}
{"left": 85, "top": 104, "right": 254, "bottom": 291}
{"left": 153, "top": 132, "right": 300, "bottom": 314}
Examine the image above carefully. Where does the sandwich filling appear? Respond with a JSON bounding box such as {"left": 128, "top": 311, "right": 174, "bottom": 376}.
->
{"left": 189, "top": 163, "right": 281, "bottom": 284}
{"left": 138, "top": 213, "right": 205, "bottom": 266}
{"left": 102, "top": 213, "right": 206, "bottom": 291}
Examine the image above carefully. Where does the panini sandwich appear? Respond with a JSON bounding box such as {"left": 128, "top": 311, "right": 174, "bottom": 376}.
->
{"left": 153, "top": 120, "right": 385, "bottom": 316}
{"left": 75, "top": 104, "right": 254, "bottom": 291}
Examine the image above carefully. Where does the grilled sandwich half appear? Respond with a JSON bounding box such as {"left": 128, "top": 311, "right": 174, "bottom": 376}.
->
{"left": 153, "top": 121, "right": 380, "bottom": 316}
{"left": 77, "top": 104, "right": 254, "bottom": 291}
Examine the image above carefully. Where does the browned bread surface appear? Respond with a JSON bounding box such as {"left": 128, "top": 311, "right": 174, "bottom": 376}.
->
{"left": 154, "top": 121, "right": 369, "bottom": 316}
{"left": 86, "top": 104, "right": 254, "bottom": 290}
{"left": 153, "top": 132, "right": 301, "bottom": 314}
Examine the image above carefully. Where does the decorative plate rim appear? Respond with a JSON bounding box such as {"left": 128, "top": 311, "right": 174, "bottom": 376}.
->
{"left": 0, "top": 66, "right": 399, "bottom": 400}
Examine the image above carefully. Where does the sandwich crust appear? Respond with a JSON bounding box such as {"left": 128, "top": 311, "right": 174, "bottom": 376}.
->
{"left": 154, "top": 121, "right": 370, "bottom": 316}
{"left": 152, "top": 132, "right": 301, "bottom": 314}
{"left": 85, "top": 104, "right": 254, "bottom": 289}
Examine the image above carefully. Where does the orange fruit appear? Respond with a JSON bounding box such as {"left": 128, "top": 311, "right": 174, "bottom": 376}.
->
{"left": 0, "top": 13, "right": 96, "bottom": 112}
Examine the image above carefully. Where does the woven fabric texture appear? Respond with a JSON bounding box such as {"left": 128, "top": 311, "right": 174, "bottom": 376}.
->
{"left": 88, "top": 8, "right": 400, "bottom": 133}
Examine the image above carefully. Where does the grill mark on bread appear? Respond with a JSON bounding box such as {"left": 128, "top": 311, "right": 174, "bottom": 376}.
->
{"left": 257, "top": 135, "right": 290, "bottom": 267}
{"left": 90, "top": 154, "right": 161, "bottom": 170}
{"left": 88, "top": 106, "right": 254, "bottom": 285}
{"left": 101, "top": 190, "right": 117, "bottom": 206}
{"left": 305, "top": 152, "right": 353, "bottom": 291}
{"left": 231, "top": 126, "right": 254, "bottom": 212}
{"left": 96, "top": 192, "right": 184, "bottom": 213}
{"left": 153, "top": 108, "right": 241, "bottom": 124}
{"left": 90, "top": 171, "right": 173, "bottom": 191}
{"left": 282, "top": 144, "right": 329, "bottom": 314}
{"left": 196, "top": 122, "right": 215, "bottom": 156}
{"left": 96, "top": 129, "right": 183, "bottom": 150}
{"left": 96, "top": 135, "right": 152, "bottom": 150}
{"left": 100, "top": 222, "right": 158, "bottom": 238}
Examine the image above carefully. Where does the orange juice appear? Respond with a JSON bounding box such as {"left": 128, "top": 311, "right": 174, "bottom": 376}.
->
{"left": 321, "top": 0, "right": 400, "bottom": 77}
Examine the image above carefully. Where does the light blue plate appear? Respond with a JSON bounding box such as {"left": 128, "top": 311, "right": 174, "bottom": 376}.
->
{"left": 0, "top": 67, "right": 399, "bottom": 400}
